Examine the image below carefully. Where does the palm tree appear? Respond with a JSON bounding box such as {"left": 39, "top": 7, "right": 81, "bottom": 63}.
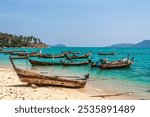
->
{"left": 33, "top": 37, "right": 38, "bottom": 44}
{"left": 37, "top": 38, "right": 42, "bottom": 44}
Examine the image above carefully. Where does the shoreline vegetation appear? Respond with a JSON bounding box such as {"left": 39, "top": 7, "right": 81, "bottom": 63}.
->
{"left": 0, "top": 32, "right": 48, "bottom": 48}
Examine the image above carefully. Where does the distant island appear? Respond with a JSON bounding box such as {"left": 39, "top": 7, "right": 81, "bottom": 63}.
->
{"left": 0, "top": 32, "right": 48, "bottom": 48}
{"left": 110, "top": 43, "right": 134, "bottom": 47}
{"left": 49, "top": 44, "right": 66, "bottom": 47}
{"left": 110, "top": 40, "right": 150, "bottom": 48}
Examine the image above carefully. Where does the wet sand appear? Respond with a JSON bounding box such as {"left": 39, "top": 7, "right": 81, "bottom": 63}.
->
{"left": 0, "top": 68, "right": 138, "bottom": 100}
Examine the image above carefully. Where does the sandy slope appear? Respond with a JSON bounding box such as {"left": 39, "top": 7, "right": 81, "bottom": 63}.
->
{"left": 0, "top": 68, "right": 138, "bottom": 100}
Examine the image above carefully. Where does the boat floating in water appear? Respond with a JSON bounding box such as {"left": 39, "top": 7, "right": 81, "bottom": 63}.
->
{"left": 98, "top": 52, "right": 116, "bottom": 55}
{"left": 62, "top": 50, "right": 81, "bottom": 55}
{"left": 38, "top": 53, "right": 65, "bottom": 58}
{"left": 60, "top": 60, "right": 89, "bottom": 66}
{"left": 99, "top": 57, "right": 133, "bottom": 69}
{"left": 66, "top": 52, "right": 92, "bottom": 60}
{"left": 18, "top": 51, "right": 39, "bottom": 57}
{"left": 90, "top": 54, "right": 134, "bottom": 69}
{"left": 28, "top": 58, "right": 63, "bottom": 66}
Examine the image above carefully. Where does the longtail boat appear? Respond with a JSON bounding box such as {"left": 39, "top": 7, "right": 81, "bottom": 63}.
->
{"left": 10, "top": 56, "right": 28, "bottom": 59}
{"left": 67, "top": 52, "right": 91, "bottom": 59}
{"left": 28, "top": 58, "right": 63, "bottom": 66}
{"left": 38, "top": 53, "right": 65, "bottom": 58}
{"left": 69, "top": 51, "right": 81, "bottom": 54}
{"left": 9, "top": 56, "right": 89, "bottom": 88}
{"left": 18, "top": 51, "right": 39, "bottom": 57}
{"left": 3, "top": 50, "right": 16, "bottom": 54}
{"left": 1, "top": 50, "right": 26, "bottom": 55}
{"left": 98, "top": 52, "right": 116, "bottom": 55}
{"left": 15, "top": 50, "right": 26, "bottom": 52}
{"left": 99, "top": 57, "right": 133, "bottom": 69}
{"left": 61, "top": 60, "right": 89, "bottom": 66}
{"left": 10, "top": 50, "right": 26, "bottom": 55}
{"left": 62, "top": 50, "right": 81, "bottom": 55}
{"left": 11, "top": 52, "right": 22, "bottom": 55}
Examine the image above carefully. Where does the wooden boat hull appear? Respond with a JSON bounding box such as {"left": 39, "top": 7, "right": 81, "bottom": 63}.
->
{"left": 28, "top": 59, "right": 63, "bottom": 66}
{"left": 100, "top": 61, "right": 133, "bottom": 69}
{"left": 98, "top": 52, "right": 115, "bottom": 55}
{"left": 62, "top": 51, "right": 81, "bottom": 55}
{"left": 11, "top": 56, "right": 28, "bottom": 59}
{"left": 4, "top": 51, "right": 15, "bottom": 55}
{"left": 9, "top": 56, "right": 88, "bottom": 88}
{"left": 69, "top": 52, "right": 81, "bottom": 54}
{"left": 15, "top": 68, "right": 87, "bottom": 88}
{"left": 18, "top": 52, "right": 39, "bottom": 57}
{"left": 67, "top": 52, "right": 91, "bottom": 59}
{"left": 63, "top": 61, "right": 89, "bottom": 66}
{"left": 11, "top": 52, "right": 26, "bottom": 56}
{"left": 71, "top": 56, "right": 90, "bottom": 59}
{"left": 38, "top": 54, "right": 65, "bottom": 58}
{"left": 11, "top": 53, "right": 21, "bottom": 55}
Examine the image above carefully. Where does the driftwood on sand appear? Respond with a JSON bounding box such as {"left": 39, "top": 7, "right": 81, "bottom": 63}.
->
{"left": 90, "top": 92, "right": 133, "bottom": 98}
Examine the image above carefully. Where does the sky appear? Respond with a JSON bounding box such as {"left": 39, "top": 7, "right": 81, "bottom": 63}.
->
{"left": 0, "top": 0, "right": 150, "bottom": 47}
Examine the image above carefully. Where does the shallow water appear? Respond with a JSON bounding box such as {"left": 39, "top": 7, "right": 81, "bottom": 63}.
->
{"left": 0, "top": 47, "right": 150, "bottom": 99}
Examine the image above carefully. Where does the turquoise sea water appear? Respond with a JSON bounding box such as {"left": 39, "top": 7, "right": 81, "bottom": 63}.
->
{"left": 0, "top": 47, "right": 150, "bottom": 99}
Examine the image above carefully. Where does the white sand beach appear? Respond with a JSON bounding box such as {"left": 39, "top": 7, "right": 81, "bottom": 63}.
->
{"left": 0, "top": 67, "right": 139, "bottom": 100}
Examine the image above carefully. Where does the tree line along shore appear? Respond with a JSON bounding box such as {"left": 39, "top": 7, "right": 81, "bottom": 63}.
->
{"left": 0, "top": 32, "right": 48, "bottom": 48}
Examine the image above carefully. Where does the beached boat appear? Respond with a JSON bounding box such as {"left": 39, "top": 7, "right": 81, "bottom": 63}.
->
{"left": 66, "top": 52, "right": 91, "bottom": 59}
{"left": 98, "top": 52, "right": 116, "bottom": 55}
{"left": 38, "top": 53, "right": 65, "bottom": 58}
{"left": 9, "top": 56, "right": 89, "bottom": 88}
{"left": 61, "top": 60, "right": 89, "bottom": 66}
{"left": 99, "top": 57, "right": 133, "bottom": 69}
{"left": 28, "top": 58, "right": 63, "bottom": 66}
